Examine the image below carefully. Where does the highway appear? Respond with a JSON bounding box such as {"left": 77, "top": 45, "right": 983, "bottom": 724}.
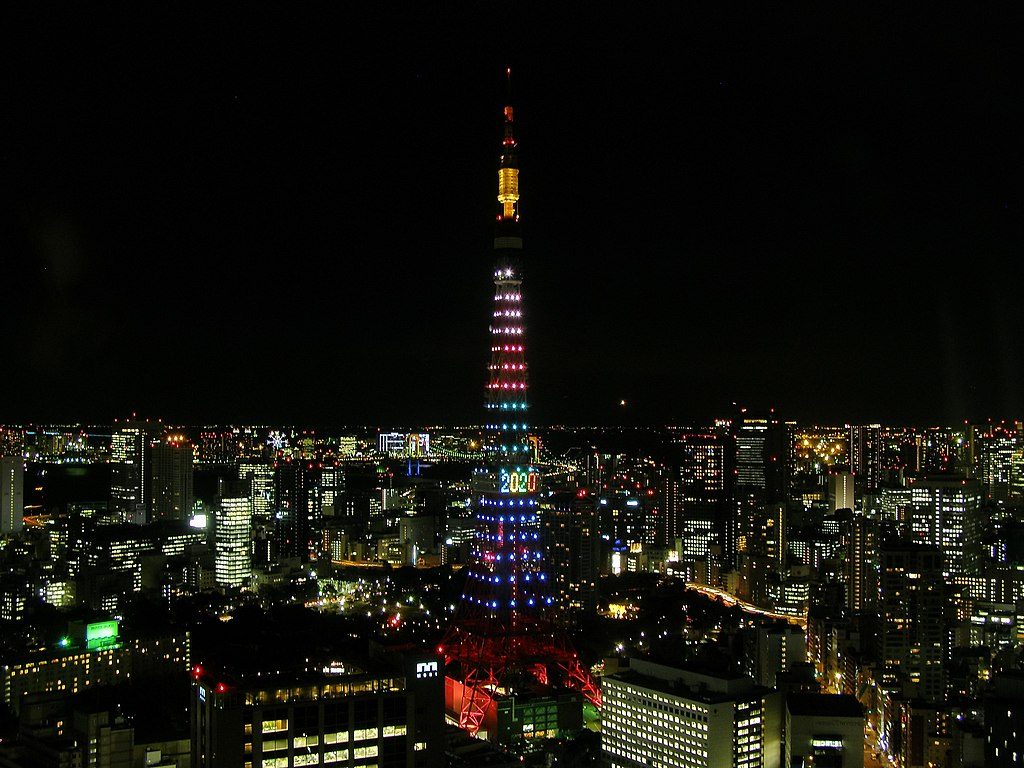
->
{"left": 685, "top": 583, "right": 806, "bottom": 628}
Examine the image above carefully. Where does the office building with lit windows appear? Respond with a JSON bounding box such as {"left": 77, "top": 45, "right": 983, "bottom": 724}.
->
{"left": 215, "top": 493, "right": 252, "bottom": 588}
{"left": 110, "top": 420, "right": 160, "bottom": 522}
{"left": 849, "top": 425, "right": 881, "bottom": 494}
{"left": 273, "top": 460, "right": 322, "bottom": 562}
{"left": 540, "top": 491, "right": 599, "bottom": 615}
{"left": 151, "top": 435, "right": 195, "bottom": 521}
{"left": 240, "top": 462, "right": 275, "bottom": 518}
{"left": 673, "top": 433, "right": 731, "bottom": 564}
{"left": 879, "top": 540, "right": 946, "bottom": 703}
{"left": 905, "top": 475, "right": 982, "bottom": 575}
{"left": 191, "top": 651, "right": 442, "bottom": 768}
{"left": 1, "top": 620, "right": 190, "bottom": 715}
{"left": 602, "top": 658, "right": 781, "bottom": 768}
{"left": 841, "top": 512, "right": 878, "bottom": 614}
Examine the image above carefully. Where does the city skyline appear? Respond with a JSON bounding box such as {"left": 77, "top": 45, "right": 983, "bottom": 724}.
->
{"left": 9, "top": 6, "right": 1021, "bottom": 426}
{"left": 5, "top": 8, "right": 1024, "bottom": 768}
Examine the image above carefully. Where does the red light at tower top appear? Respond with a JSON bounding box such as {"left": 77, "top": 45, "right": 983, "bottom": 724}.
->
{"left": 439, "top": 78, "right": 600, "bottom": 738}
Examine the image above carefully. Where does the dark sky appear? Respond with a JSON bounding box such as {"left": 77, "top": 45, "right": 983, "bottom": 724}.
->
{"left": 7, "top": 5, "right": 1022, "bottom": 427}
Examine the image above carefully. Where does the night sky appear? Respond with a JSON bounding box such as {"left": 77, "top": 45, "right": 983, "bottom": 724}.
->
{"left": 7, "top": 6, "right": 1022, "bottom": 427}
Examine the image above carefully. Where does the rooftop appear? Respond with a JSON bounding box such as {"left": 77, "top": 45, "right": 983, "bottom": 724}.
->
{"left": 787, "top": 693, "right": 863, "bottom": 719}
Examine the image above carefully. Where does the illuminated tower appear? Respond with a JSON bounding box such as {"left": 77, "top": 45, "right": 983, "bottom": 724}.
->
{"left": 440, "top": 73, "right": 600, "bottom": 738}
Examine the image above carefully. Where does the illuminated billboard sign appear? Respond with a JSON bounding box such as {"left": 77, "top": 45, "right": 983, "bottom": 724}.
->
{"left": 416, "top": 661, "right": 438, "bottom": 678}
{"left": 85, "top": 620, "right": 120, "bottom": 650}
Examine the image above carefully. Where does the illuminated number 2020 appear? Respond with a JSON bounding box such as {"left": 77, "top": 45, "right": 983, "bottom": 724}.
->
{"left": 500, "top": 469, "right": 538, "bottom": 494}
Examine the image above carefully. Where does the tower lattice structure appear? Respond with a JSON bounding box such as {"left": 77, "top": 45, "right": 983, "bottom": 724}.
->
{"left": 440, "top": 75, "right": 600, "bottom": 735}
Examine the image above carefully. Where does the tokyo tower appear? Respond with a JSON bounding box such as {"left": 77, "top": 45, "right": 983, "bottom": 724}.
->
{"left": 440, "top": 71, "right": 600, "bottom": 738}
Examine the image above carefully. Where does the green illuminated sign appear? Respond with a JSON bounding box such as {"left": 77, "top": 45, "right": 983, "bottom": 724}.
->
{"left": 85, "top": 620, "right": 120, "bottom": 650}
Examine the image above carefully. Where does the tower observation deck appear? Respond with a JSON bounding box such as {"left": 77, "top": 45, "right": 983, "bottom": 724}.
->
{"left": 439, "top": 72, "right": 600, "bottom": 739}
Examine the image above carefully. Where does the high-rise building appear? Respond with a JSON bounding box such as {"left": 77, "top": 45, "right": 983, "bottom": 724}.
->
{"left": 214, "top": 491, "right": 252, "bottom": 588}
{"left": 110, "top": 420, "right": 159, "bottom": 521}
{"left": 746, "top": 625, "right": 807, "bottom": 689}
{"left": 740, "top": 502, "right": 786, "bottom": 606}
{"left": 850, "top": 425, "right": 881, "bottom": 494}
{"left": 879, "top": 540, "right": 946, "bottom": 703}
{"left": 598, "top": 490, "right": 649, "bottom": 551}
{"left": 828, "top": 470, "right": 855, "bottom": 513}
{"left": 273, "top": 460, "right": 321, "bottom": 562}
{"left": 540, "top": 491, "right": 599, "bottom": 616}
{"left": 841, "top": 512, "right": 878, "bottom": 614}
{"left": 439, "top": 79, "right": 599, "bottom": 741}
{"left": 150, "top": 434, "right": 194, "bottom": 521}
{"left": 730, "top": 414, "right": 787, "bottom": 576}
{"left": 906, "top": 475, "right": 982, "bottom": 575}
{"left": 733, "top": 414, "right": 787, "bottom": 503}
{"left": 239, "top": 461, "right": 275, "bottom": 518}
{"left": 1, "top": 456, "right": 24, "bottom": 534}
{"left": 975, "top": 427, "right": 1019, "bottom": 500}
{"left": 676, "top": 433, "right": 730, "bottom": 563}
{"left": 320, "top": 463, "right": 346, "bottom": 515}
{"left": 602, "top": 658, "right": 781, "bottom": 768}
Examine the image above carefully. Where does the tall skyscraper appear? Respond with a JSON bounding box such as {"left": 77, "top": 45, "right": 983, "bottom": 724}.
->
{"left": 440, "top": 78, "right": 599, "bottom": 740}
{"left": 320, "top": 462, "right": 346, "bottom": 514}
{"left": 541, "top": 491, "right": 599, "bottom": 616}
{"left": 879, "top": 540, "right": 946, "bottom": 703}
{"left": 733, "top": 413, "right": 787, "bottom": 502}
{"left": 676, "top": 432, "right": 730, "bottom": 563}
{"left": 906, "top": 475, "right": 982, "bottom": 575}
{"left": 841, "top": 512, "right": 878, "bottom": 613}
{"left": 1, "top": 456, "right": 24, "bottom": 534}
{"left": 150, "top": 433, "right": 194, "bottom": 521}
{"left": 273, "top": 459, "right": 321, "bottom": 562}
{"left": 110, "top": 420, "right": 159, "bottom": 521}
{"left": 850, "top": 424, "right": 881, "bottom": 494}
{"left": 214, "top": 488, "right": 252, "bottom": 588}
{"left": 730, "top": 413, "right": 787, "bottom": 575}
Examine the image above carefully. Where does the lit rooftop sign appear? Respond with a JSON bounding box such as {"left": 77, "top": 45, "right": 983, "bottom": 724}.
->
{"left": 86, "top": 620, "right": 120, "bottom": 650}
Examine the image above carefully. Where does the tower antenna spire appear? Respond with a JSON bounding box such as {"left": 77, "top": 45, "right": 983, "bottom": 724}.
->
{"left": 497, "top": 69, "right": 519, "bottom": 222}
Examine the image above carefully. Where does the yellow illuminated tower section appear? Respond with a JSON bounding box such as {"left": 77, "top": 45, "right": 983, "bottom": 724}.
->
{"left": 497, "top": 70, "right": 520, "bottom": 221}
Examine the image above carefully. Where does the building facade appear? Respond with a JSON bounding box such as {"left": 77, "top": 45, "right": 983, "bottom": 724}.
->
{"left": 603, "top": 659, "right": 781, "bottom": 768}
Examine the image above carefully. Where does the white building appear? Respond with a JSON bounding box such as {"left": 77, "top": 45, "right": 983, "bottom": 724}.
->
{"left": 603, "top": 658, "right": 781, "bottom": 768}
{"left": 215, "top": 495, "right": 252, "bottom": 588}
